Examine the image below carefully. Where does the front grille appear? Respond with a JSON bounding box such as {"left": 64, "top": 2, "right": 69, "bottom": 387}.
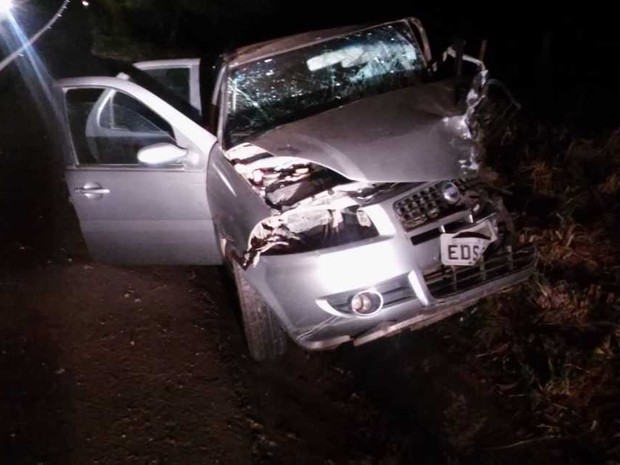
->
{"left": 423, "top": 244, "right": 537, "bottom": 299}
{"left": 394, "top": 179, "right": 481, "bottom": 232}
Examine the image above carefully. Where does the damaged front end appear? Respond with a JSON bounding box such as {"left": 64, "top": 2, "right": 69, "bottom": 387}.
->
{"left": 208, "top": 18, "right": 536, "bottom": 350}
{"left": 227, "top": 68, "right": 493, "bottom": 268}
{"left": 224, "top": 143, "right": 387, "bottom": 267}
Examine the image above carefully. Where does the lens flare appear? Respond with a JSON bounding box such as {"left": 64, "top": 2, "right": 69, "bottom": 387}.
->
{"left": 0, "top": 0, "right": 13, "bottom": 17}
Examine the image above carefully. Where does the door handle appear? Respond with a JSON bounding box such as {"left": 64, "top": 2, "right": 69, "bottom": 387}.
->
{"left": 73, "top": 186, "right": 110, "bottom": 199}
{"left": 75, "top": 187, "right": 110, "bottom": 195}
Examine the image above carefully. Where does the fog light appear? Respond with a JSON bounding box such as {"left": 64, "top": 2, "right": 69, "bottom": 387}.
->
{"left": 350, "top": 290, "right": 383, "bottom": 316}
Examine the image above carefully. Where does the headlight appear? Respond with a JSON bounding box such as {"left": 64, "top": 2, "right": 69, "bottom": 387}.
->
{"left": 262, "top": 206, "right": 379, "bottom": 255}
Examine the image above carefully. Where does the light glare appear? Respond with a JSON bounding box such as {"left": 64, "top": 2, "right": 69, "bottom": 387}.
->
{"left": 0, "top": 0, "right": 13, "bottom": 17}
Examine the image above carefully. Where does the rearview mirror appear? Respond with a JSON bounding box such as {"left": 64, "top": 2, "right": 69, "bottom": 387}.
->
{"left": 137, "top": 142, "right": 187, "bottom": 165}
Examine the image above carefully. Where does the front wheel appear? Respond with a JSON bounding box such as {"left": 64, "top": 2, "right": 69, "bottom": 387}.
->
{"left": 232, "top": 260, "right": 287, "bottom": 361}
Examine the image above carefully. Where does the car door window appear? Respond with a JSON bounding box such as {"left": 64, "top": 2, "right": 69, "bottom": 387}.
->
{"left": 143, "top": 67, "right": 191, "bottom": 103}
{"left": 66, "top": 88, "right": 176, "bottom": 166}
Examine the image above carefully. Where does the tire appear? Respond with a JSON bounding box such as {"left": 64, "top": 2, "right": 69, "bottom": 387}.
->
{"left": 231, "top": 260, "right": 287, "bottom": 361}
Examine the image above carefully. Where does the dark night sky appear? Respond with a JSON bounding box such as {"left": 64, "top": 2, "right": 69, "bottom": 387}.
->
{"left": 2, "top": 1, "right": 618, "bottom": 128}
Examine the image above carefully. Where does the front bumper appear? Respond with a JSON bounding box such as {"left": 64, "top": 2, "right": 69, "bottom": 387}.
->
{"left": 245, "top": 183, "right": 537, "bottom": 350}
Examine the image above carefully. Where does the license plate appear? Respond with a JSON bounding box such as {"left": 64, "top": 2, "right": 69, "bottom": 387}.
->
{"left": 440, "top": 220, "right": 498, "bottom": 266}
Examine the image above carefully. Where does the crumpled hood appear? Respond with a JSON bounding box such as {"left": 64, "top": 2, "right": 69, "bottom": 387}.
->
{"left": 249, "top": 78, "right": 482, "bottom": 183}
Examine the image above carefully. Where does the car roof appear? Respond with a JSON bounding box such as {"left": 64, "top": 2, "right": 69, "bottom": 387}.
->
{"left": 227, "top": 19, "right": 410, "bottom": 68}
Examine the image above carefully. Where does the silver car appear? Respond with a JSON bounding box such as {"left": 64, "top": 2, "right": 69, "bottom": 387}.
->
{"left": 54, "top": 17, "right": 537, "bottom": 360}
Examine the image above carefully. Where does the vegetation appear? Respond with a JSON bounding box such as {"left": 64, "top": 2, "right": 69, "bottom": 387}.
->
{"left": 435, "top": 112, "right": 620, "bottom": 460}
{"left": 90, "top": 0, "right": 275, "bottom": 57}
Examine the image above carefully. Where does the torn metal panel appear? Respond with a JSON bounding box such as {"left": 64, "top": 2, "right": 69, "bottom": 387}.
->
{"left": 206, "top": 145, "right": 273, "bottom": 253}
{"left": 224, "top": 143, "right": 383, "bottom": 267}
{"left": 241, "top": 187, "right": 378, "bottom": 267}
{"left": 226, "top": 143, "right": 349, "bottom": 210}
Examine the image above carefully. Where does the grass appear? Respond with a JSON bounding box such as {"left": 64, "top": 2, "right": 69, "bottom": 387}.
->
{"left": 446, "top": 106, "right": 620, "bottom": 460}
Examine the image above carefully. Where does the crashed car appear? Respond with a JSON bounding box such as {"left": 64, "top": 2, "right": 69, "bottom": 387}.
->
{"left": 54, "top": 17, "right": 537, "bottom": 360}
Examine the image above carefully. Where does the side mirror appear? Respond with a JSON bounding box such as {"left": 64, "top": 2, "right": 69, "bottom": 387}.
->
{"left": 137, "top": 142, "right": 187, "bottom": 165}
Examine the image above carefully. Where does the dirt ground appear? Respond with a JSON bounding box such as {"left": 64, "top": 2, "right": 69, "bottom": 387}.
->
{"left": 0, "top": 71, "right": 450, "bottom": 465}
{"left": 1, "top": 62, "right": 612, "bottom": 464}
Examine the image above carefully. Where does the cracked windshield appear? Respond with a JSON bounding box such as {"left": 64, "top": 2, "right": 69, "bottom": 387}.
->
{"left": 225, "top": 22, "right": 425, "bottom": 146}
